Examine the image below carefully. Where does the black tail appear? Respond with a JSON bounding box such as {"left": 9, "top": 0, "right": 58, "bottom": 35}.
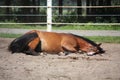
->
{"left": 8, "top": 32, "right": 38, "bottom": 53}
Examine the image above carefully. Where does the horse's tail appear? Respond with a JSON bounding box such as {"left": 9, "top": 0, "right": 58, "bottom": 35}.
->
{"left": 8, "top": 32, "right": 38, "bottom": 53}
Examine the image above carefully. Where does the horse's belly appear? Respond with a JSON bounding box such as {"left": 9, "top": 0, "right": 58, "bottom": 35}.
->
{"left": 43, "top": 45, "right": 62, "bottom": 54}
{"left": 41, "top": 39, "right": 62, "bottom": 54}
{"left": 45, "top": 47, "right": 62, "bottom": 53}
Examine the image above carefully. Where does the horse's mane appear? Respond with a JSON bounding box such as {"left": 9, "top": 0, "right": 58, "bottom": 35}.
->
{"left": 70, "top": 33, "right": 98, "bottom": 46}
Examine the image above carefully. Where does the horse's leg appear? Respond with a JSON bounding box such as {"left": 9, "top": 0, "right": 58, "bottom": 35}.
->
{"left": 26, "top": 37, "right": 40, "bottom": 55}
{"left": 28, "top": 37, "right": 40, "bottom": 50}
{"left": 24, "top": 48, "right": 39, "bottom": 56}
{"left": 61, "top": 41, "right": 77, "bottom": 55}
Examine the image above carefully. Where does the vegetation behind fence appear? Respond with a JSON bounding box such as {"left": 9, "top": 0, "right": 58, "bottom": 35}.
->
{"left": 0, "top": 0, "right": 120, "bottom": 24}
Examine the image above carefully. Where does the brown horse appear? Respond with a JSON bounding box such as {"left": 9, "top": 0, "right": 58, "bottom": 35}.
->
{"left": 8, "top": 30, "right": 105, "bottom": 56}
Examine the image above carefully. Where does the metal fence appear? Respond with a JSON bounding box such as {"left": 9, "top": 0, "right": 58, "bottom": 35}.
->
{"left": 0, "top": 0, "right": 120, "bottom": 31}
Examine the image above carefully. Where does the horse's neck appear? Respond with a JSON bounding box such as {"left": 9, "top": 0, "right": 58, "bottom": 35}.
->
{"left": 77, "top": 38, "right": 91, "bottom": 47}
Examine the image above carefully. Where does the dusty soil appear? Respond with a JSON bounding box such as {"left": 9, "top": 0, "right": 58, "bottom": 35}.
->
{"left": 0, "top": 38, "right": 120, "bottom": 80}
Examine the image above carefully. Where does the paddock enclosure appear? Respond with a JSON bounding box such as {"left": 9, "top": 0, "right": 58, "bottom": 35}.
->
{"left": 0, "top": 0, "right": 120, "bottom": 80}
{"left": 0, "top": 0, "right": 120, "bottom": 31}
{"left": 0, "top": 38, "right": 120, "bottom": 80}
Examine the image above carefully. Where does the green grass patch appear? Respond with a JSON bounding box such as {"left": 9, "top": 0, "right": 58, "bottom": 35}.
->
{"left": 53, "top": 25, "right": 120, "bottom": 30}
{"left": 0, "top": 33, "right": 22, "bottom": 38}
{"left": 0, "top": 24, "right": 46, "bottom": 29}
{"left": 86, "top": 36, "right": 120, "bottom": 43}
{"left": 0, "top": 33, "right": 120, "bottom": 43}
{"left": 0, "top": 24, "right": 120, "bottom": 30}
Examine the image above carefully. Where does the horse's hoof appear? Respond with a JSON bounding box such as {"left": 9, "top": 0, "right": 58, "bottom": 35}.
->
{"left": 58, "top": 52, "right": 65, "bottom": 56}
{"left": 86, "top": 52, "right": 95, "bottom": 56}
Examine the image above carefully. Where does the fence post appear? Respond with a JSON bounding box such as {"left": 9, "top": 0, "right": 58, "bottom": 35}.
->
{"left": 47, "top": 0, "right": 52, "bottom": 32}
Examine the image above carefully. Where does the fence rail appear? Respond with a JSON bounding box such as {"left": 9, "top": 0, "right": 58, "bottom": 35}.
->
{"left": 0, "top": 5, "right": 120, "bottom": 30}
{"left": 0, "top": 14, "right": 120, "bottom": 17}
{"left": 0, "top": 6, "right": 47, "bottom": 8}
{"left": 0, "top": 23, "right": 120, "bottom": 26}
{"left": 0, "top": 6, "right": 120, "bottom": 8}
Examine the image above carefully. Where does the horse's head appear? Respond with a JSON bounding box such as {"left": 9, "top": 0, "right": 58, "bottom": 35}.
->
{"left": 82, "top": 43, "right": 105, "bottom": 56}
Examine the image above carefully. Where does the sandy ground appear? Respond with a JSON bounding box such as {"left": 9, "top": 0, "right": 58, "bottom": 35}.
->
{"left": 0, "top": 38, "right": 120, "bottom": 80}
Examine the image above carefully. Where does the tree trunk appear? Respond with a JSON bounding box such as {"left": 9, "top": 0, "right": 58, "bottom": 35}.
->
{"left": 5, "top": 0, "right": 11, "bottom": 20}
{"left": 77, "top": 0, "right": 81, "bottom": 22}
{"left": 105, "top": 0, "right": 111, "bottom": 14}
{"left": 59, "top": 0, "right": 63, "bottom": 15}
{"left": 19, "top": 0, "right": 31, "bottom": 22}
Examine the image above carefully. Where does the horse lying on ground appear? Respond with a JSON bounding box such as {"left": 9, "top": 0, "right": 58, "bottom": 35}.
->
{"left": 8, "top": 30, "right": 105, "bottom": 56}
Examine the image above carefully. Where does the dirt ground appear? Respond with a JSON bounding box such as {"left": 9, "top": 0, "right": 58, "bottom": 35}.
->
{"left": 0, "top": 38, "right": 120, "bottom": 80}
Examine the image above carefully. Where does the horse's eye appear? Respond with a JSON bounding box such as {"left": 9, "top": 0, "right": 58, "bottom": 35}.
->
{"left": 89, "top": 47, "right": 97, "bottom": 51}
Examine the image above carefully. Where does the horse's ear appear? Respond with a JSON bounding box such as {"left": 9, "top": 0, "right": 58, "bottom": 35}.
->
{"left": 97, "top": 43, "right": 102, "bottom": 46}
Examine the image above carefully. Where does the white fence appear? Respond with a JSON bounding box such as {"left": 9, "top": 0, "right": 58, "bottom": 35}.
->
{"left": 0, "top": 0, "right": 120, "bottom": 31}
